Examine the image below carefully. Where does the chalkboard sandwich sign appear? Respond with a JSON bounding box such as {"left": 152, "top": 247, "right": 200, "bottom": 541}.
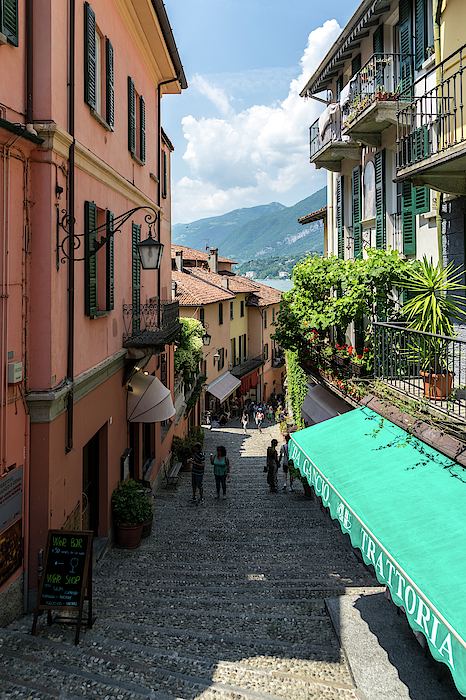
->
{"left": 32, "top": 529, "right": 93, "bottom": 645}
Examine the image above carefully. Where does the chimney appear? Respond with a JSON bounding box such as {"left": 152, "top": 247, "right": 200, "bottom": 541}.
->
{"left": 172, "top": 280, "right": 177, "bottom": 299}
{"left": 175, "top": 250, "right": 183, "bottom": 271}
{"left": 208, "top": 247, "right": 218, "bottom": 274}
{"left": 221, "top": 277, "right": 229, "bottom": 289}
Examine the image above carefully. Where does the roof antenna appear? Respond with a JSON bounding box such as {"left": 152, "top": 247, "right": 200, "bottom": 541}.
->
{"left": 203, "top": 238, "right": 209, "bottom": 251}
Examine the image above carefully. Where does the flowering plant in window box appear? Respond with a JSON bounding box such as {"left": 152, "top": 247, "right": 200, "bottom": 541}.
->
{"left": 334, "top": 343, "right": 353, "bottom": 364}
{"left": 349, "top": 347, "right": 373, "bottom": 376}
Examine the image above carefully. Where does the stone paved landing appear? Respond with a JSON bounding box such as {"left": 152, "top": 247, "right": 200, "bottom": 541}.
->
{"left": 2, "top": 418, "right": 449, "bottom": 699}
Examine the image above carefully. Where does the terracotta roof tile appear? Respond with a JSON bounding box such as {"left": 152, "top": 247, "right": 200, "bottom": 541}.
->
{"left": 171, "top": 244, "right": 236, "bottom": 264}
{"left": 173, "top": 269, "right": 235, "bottom": 306}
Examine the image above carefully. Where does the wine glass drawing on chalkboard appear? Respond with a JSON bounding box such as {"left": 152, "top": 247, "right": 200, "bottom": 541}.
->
{"left": 70, "top": 557, "right": 79, "bottom": 574}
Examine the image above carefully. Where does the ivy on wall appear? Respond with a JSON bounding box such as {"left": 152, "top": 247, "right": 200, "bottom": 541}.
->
{"left": 285, "top": 349, "right": 308, "bottom": 431}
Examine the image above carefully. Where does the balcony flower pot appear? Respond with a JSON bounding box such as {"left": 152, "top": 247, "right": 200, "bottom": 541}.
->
{"left": 420, "top": 370, "right": 454, "bottom": 400}
{"left": 334, "top": 355, "right": 349, "bottom": 366}
{"left": 349, "top": 361, "right": 369, "bottom": 377}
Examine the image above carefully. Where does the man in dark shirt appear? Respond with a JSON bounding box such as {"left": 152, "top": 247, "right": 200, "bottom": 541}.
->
{"left": 188, "top": 442, "right": 206, "bottom": 505}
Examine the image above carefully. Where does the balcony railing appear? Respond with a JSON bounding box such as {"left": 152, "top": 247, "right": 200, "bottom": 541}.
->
{"left": 373, "top": 321, "right": 466, "bottom": 421}
{"left": 123, "top": 299, "right": 180, "bottom": 347}
{"left": 344, "top": 53, "right": 410, "bottom": 127}
{"left": 310, "top": 107, "right": 343, "bottom": 158}
{"left": 230, "top": 353, "right": 265, "bottom": 378}
{"left": 397, "top": 44, "right": 466, "bottom": 171}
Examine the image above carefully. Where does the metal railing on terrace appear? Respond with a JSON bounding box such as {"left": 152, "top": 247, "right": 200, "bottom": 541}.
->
{"left": 310, "top": 107, "right": 343, "bottom": 158}
{"left": 345, "top": 53, "right": 410, "bottom": 126}
{"left": 123, "top": 299, "right": 180, "bottom": 344}
{"left": 373, "top": 321, "right": 466, "bottom": 421}
{"left": 397, "top": 44, "right": 466, "bottom": 170}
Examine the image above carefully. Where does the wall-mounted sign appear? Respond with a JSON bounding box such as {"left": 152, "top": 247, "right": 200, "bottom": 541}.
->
{"left": 0, "top": 465, "right": 23, "bottom": 532}
{"left": 0, "top": 519, "right": 23, "bottom": 588}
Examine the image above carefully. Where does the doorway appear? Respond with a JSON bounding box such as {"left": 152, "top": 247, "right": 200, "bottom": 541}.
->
{"left": 82, "top": 431, "right": 100, "bottom": 534}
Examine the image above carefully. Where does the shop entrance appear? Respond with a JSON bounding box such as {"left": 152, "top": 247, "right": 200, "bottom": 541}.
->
{"left": 82, "top": 431, "right": 100, "bottom": 534}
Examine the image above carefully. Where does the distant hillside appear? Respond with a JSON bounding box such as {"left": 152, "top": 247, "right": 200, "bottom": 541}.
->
{"left": 235, "top": 254, "right": 306, "bottom": 279}
{"left": 172, "top": 188, "right": 326, "bottom": 264}
{"left": 172, "top": 202, "right": 286, "bottom": 253}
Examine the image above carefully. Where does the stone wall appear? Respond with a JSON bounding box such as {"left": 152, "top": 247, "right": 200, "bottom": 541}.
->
{"left": 0, "top": 574, "right": 23, "bottom": 627}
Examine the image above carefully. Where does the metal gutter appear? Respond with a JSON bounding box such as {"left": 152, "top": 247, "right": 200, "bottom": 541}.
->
{"left": 151, "top": 0, "right": 188, "bottom": 89}
{"left": 0, "top": 118, "right": 43, "bottom": 145}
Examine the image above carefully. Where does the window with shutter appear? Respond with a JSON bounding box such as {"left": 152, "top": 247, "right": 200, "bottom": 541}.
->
{"left": 402, "top": 182, "right": 416, "bottom": 255}
{"left": 84, "top": 3, "right": 96, "bottom": 109}
{"left": 414, "top": 124, "right": 429, "bottom": 161}
{"left": 414, "top": 185, "right": 430, "bottom": 215}
{"left": 128, "top": 77, "right": 146, "bottom": 163}
{"left": 132, "top": 223, "right": 141, "bottom": 332}
{"left": 106, "top": 38, "right": 114, "bottom": 129}
{"left": 106, "top": 211, "right": 114, "bottom": 311}
{"left": 128, "top": 77, "right": 136, "bottom": 154}
{"left": 139, "top": 96, "right": 145, "bottom": 164}
{"left": 336, "top": 75, "right": 343, "bottom": 102}
{"left": 337, "top": 176, "right": 345, "bottom": 259}
{"left": 1, "top": 0, "right": 18, "bottom": 46}
{"left": 351, "top": 54, "right": 361, "bottom": 76}
{"left": 373, "top": 25, "right": 384, "bottom": 55}
{"left": 162, "top": 151, "right": 168, "bottom": 198}
{"left": 84, "top": 201, "right": 98, "bottom": 317}
{"left": 415, "top": 0, "right": 427, "bottom": 69}
{"left": 375, "top": 150, "right": 386, "bottom": 249}
{"left": 219, "top": 303, "right": 223, "bottom": 325}
{"left": 399, "top": 0, "right": 413, "bottom": 92}
{"left": 352, "top": 166, "right": 362, "bottom": 259}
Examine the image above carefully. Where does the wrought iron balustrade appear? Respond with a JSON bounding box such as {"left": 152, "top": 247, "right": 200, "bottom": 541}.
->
{"left": 397, "top": 44, "right": 466, "bottom": 170}
{"left": 310, "top": 107, "right": 344, "bottom": 158}
{"left": 373, "top": 321, "right": 466, "bottom": 421}
{"left": 345, "top": 53, "right": 410, "bottom": 126}
{"left": 123, "top": 299, "right": 180, "bottom": 346}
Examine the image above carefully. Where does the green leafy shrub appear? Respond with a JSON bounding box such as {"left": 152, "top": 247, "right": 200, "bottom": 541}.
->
{"left": 111, "top": 478, "right": 153, "bottom": 526}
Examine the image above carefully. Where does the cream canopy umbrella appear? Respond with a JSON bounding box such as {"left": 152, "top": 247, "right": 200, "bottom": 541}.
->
{"left": 127, "top": 372, "right": 175, "bottom": 423}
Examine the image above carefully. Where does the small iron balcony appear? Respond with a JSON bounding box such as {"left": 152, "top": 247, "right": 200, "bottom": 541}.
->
{"left": 123, "top": 299, "right": 181, "bottom": 357}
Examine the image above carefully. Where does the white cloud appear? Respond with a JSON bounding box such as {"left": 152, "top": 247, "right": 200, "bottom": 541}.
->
{"left": 173, "top": 20, "right": 341, "bottom": 222}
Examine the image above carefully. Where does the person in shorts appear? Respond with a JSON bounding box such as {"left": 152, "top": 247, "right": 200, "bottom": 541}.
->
{"left": 188, "top": 442, "right": 205, "bottom": 504}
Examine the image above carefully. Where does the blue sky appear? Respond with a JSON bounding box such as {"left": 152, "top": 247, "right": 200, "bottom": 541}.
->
{"left": 162, "top": 0, "right": 353, "bottom": 224}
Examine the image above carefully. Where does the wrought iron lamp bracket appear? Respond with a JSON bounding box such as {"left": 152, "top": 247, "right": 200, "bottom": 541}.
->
{"left": 58, "top": 206, "right": 158, "bottom": 264}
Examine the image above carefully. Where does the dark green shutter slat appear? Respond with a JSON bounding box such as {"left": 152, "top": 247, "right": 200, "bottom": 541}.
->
{"left": 336, "top": 75, "right": 343, "bottom": 102}
{"left": 106, "top": 211, "right": 114, "bottom": 311}
{"left": 351, "top": 54, "right": 361, "bottom": 76}
{"left": 2, "top": 0, "right": 18, "bottom": 46}
{"left": 139, "top": 95, "right": 145, "bottom": 163}
{"left": 85, "top": 201, "right": 98, "bottom": 317}
{"left": 128, "top": 76, "right": 136, "bottom": 154}
{"left": 337, "top": 176, "right": 344, "bottom": 259}
{"left": 414, "top": 186, "right": 430, "bottom": 214}
{"left": 84, "top": 2, "right": 96, "bottom": 109}
{"left": 402, "top": 182, "right": 416, "bottom": 255}
{"left": 375, "top": 150, "right": 386, "bottom": 249}
{"left": 414, "top": 124, "right": 429, "bottom": 160}
{"left": 352, "top": 166, "right": 362, "bottom": 259}
{"left": 399, "top": 0, "right": 413, "bottom": 92}
{"left": 415, "top": 0, "right": 427, "bottom": 69}
{"left": 373, "top": 25, "right": 384, "bottom": 54}
{"left": 132, "top": 223, "right": 141, "bottom": 332}
{"left": 162, "top": 151, "right": 167, "bottom": 198}
{"left": 106, "top": 38, "right": 114, "bottom": 129}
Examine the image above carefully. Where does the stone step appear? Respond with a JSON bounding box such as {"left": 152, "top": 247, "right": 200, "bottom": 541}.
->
{"left": 1, "top": 629, "right": 356, "bottom": 700}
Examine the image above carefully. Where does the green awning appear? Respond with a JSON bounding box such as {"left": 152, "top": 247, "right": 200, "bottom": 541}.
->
{"left": 290, "top": 406, "right": 466, "bottom": 697}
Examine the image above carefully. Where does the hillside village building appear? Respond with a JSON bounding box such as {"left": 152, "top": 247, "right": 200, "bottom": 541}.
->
{"left": 0, "top": 0, "right": 186, "bottom": 622}
{"left": 172, "top": 246, "right": 284, "bottom": 417}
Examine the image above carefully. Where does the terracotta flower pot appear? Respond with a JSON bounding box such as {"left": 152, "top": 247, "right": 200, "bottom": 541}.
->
{"left": 141, "top": 514, "right": 153, "bottom": 539}
{"left": 116, "top": 523, "right": 143, "bottom": 549}
{"left": 420, "top": 370, "right": 454, "bottom": 400}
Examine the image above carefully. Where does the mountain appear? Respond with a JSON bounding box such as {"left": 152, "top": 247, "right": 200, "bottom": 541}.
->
{"left": 172, "top": 188, "right": 326, "bottom": 264}
{"left": 172, "top": 202, "right": 286, "bottom": 252}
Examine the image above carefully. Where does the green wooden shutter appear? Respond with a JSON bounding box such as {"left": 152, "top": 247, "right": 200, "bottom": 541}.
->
{"left": 414, "top": 124, "right": 429, "bottom": 160}
{"left": 139, "top": 95, "right": 145, "bottom": 163}
{"left": 337, "top": 175, "right": 344, "bottom": 259}
{"left": 352, "top": 166, "right": 362, "bottom": 259}
{"left": 373, "top": 25, "right": 384, "bottom": 55}
{"left": 2, "top": 0, "right": 18, "bottom": 46}
{"left": 162, "top": 151, "right": 167, "bottom": 198}
{"left": 375, "top": 150, "right": 386, "bottom": 249}
{"left": 106, "top": 210, "right": 114, "bottom": 311}
{"left": 132, "top": 223, "right": 141, "bottom": 332}
{"left": 399, "top": 0, "right": 413, "bottom": 92}
{"left": 415, "top": 0, "right": 427, "bottom": 69}
{"left": 84, "top": 201, "right": 98, "bottom": 317}
{"left": 84, "top": 2, "right": 96, "bottom": 109}
{"left": 351, "top": 54, "right": 361, "bottom": 77}
{"left": 402, "top": 182, "right": 416, "bottom": 255}
{"left": 128, "top": 77, "right": 136, "bottom": 154}
{"left": 336, "top": 75, "right": 343, "bottom": 102}
{"left": 414, "top": 185, "right": 430, "bottom": 214}
{"left": 106, "top": 38, "right": 114, "bottom": 129}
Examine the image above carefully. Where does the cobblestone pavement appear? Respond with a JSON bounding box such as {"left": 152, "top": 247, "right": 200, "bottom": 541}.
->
{"left": 1, "top": 419, "right": 385, "bottom": 700}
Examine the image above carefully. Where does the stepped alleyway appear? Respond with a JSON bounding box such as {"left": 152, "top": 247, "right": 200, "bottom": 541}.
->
{"left": 0, "top": 419, "right": 459, "bottom": 699}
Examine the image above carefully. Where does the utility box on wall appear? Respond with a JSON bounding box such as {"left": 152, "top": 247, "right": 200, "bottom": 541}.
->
{"left": 8, "top": 362, "right": 22, "bottom": 385}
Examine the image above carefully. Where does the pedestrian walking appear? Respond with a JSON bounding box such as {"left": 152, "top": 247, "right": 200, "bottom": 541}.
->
{"left": 279, "top": 434, "right": 293, "bottom": 491}
{"left": 257, "top": 409, "right": 264, "bottom": 434}
{"left": 188, "top": 441, "right": 206, "bottom": 504}
{"left": 267, "top": 403, "right": 273, "bottom": 422}
{"left": 210, "top": 445, "right": 230, "bottom": 499}
{"left": 241, "top": 411, "right": 249, "bottom": 433}
{"left": 266, "top": 439, "right": 279, "bottom": 492}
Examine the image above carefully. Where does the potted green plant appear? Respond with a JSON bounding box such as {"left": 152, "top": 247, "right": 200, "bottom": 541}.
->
{"left": 400, "top": 257, "right": 466, "bottom": 399}
{"left": 349, "top": 347, "right": 373, "bottom": 377}
{"left": 111, "top": 478, "right": 153, "bottom": 549}
{"left": 333, "top": 343, "right": 353, "bottom": 366}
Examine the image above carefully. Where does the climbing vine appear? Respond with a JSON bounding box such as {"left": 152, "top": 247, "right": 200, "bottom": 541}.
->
{"left": 285, "top": 349, "right": 308, "bottom": 431}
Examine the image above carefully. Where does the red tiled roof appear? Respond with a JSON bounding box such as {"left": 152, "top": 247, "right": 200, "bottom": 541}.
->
{"left": 173, "top": 269, "right": 235, "bottom": 306}
{"left": 298, "top": 205, "right": 327, "bottom": 225}
{"left": 245, "top": 280, "right": 282, "bottom": 307}
{"left": 171, "top": 244, "right": 236, "bottom": 264}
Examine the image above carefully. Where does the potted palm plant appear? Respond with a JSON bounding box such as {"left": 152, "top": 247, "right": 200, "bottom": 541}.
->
{"left": 400, "top": 257, "right": 466, "bottom": 399}
{"left": 112, "top": 478, "right": 153, "bottom": 549}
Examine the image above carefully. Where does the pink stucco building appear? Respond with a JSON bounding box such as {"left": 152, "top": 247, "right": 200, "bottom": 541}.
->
{"left": 0, "top": 0, "right": 186, "bottom": 622}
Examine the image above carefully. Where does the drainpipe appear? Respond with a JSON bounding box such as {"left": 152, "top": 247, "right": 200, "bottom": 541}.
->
{"left": 433, "top": 0, "right": 443, "bottom": 268}
{"left": 26, "top": 0, "right": 33, "bottom": 126}
{"left": 66, "top": 0, "right": 76, "bottom": 451}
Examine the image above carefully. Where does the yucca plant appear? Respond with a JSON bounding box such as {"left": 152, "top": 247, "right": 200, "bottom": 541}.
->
{"left": 399, "top": 257, "right": 466, "bottom": 373}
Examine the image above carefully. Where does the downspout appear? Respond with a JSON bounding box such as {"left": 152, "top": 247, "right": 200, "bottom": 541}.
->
{"left": 433, "top": 0, "right": 443, "bottom": 268}
{"left": 26, "top": 0, "right": 33, "bottom": 126}
{"left": 66, "top": 0, "right": 76, "bottom": 451}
